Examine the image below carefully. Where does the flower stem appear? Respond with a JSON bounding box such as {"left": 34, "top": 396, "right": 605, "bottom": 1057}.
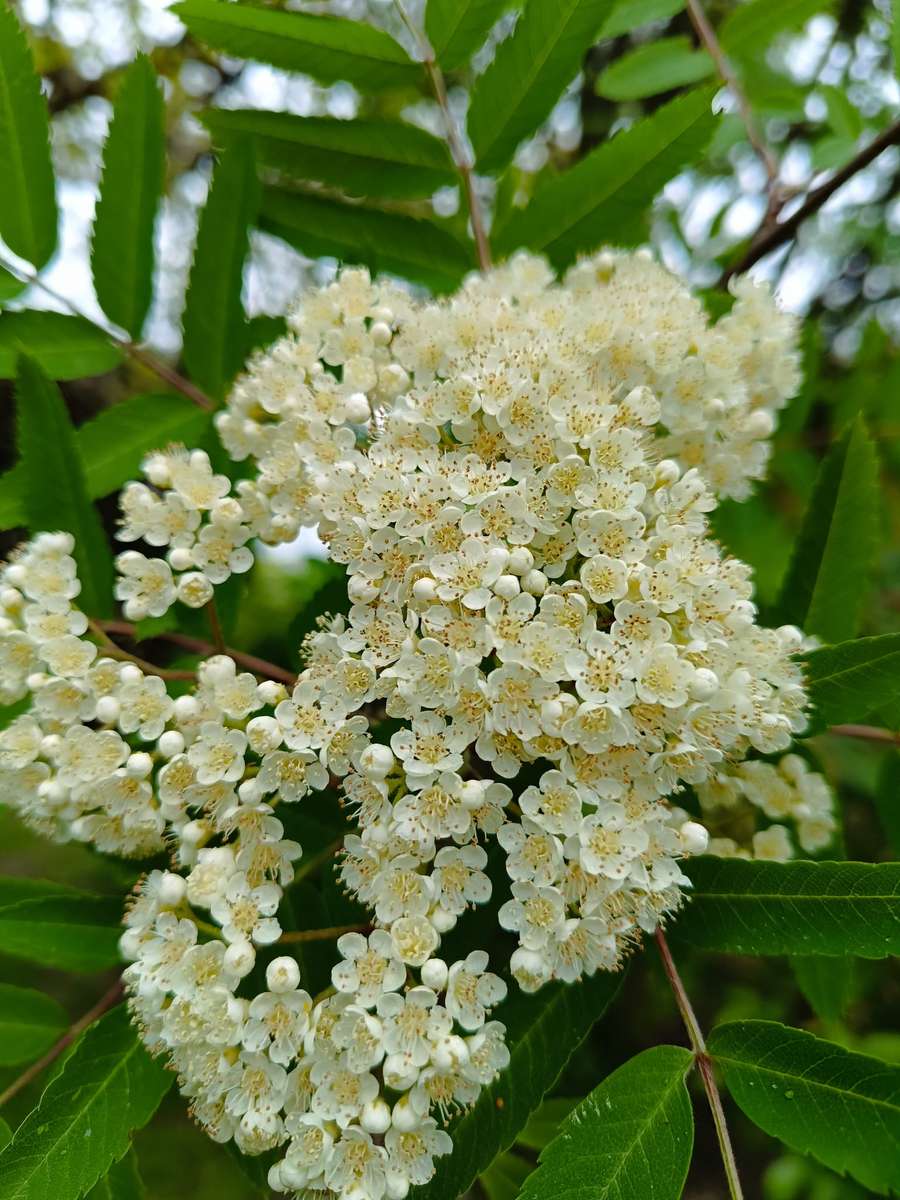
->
{"left": 88, "top": 619, "right": 196, "bottom": 681}
{"left": 655, "top": 927, "right": 744, "bottom": 1200}
{"left": 830, "top": 723, "right": 900, "bottom": 746}
{"left": 277, "top": 923, "right": 369, "bottom": 945}
{"left": 206, "top": 598, "right": 226, "bottom": 654}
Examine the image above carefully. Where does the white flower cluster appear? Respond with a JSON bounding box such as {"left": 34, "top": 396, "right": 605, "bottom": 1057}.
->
{"left": 0, "top": 250, "right": 832, "bottom": 1200}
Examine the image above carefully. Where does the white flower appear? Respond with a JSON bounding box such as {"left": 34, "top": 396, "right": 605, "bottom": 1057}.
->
{"left": 188, "top": 722, "right": 248, "bottom": 784}
{"left": 331, "top": 931, "right": 406, "bottom": 1007}
{"left": 114, "top": 552, "right": 176, "bottom": 619}
{"left": 445, "top": 952, "right": 507, "bottom": 1031}
{"left": 211, "top": 875, "right": 282, "bottom": 945}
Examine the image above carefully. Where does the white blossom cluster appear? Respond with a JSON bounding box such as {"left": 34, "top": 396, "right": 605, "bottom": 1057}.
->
{"left": 0, "top": 250, "right": 834, "bottom": 1200}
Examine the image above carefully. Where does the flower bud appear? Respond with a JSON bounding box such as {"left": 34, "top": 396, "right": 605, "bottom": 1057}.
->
{"left": 266, "top": 956, "right": 301, "bottom": 993}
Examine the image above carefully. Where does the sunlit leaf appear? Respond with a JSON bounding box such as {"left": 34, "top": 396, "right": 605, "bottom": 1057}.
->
{"left": 595, "top": 36, "right": 713, "bottom": 100}
{"left": 0, "top": 311, "right": 122, "bottom": 381}
{"left": 426, "top": 0, "right": 510, "bottom": 70}
{"left": 598, "top": 0, "right": 685, "bottom": 37}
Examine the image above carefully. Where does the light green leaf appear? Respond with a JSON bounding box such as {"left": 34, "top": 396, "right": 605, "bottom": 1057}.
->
{"left": 16, "top": 354, "right": 114, "bottom": 616}
{"left": 821, "top": 85, "right": 863, "bottom": 141}
{"left": 677, "top": 858, "right": 900, "bottom": 959}
{"left": 792, "top": 956, "right": 856, "bottom": 1023}
{"left": 595, "top": 36, "right": 713, "bottom": 100}
{"left": 0, "top": 890, "right": 123, "bottom": 972}
{"left": 0, "top": 392, "right": 209, "bottom": 531}
{"left": 776, "top": 417, "right": 878, "bottom": 643}
{"left": 494, "top": 87, "right": 715, "bottom": 266}
{"left": 202, "top": 109, "right": 454, "bottom": 200}
{"left": 519, "top": 1045, "right": 694, "bottom": 1200}
{"left": 183, "top": 138, "right": 258, "bottom": 401}
{"left": 0, "top": 311, "right": 122, "bottom": 380}
{"left": 259, "top": 187, "right": 473, "bottom": 294}
{"left": 0, "top": 1006, "right": 171, "bottom": 1200}
{"left": 172, "top": 0, "right": 419, "bottom": 91}
{"left": 0, "top": 268, "right": 26, "bottom": 306}
{"left": 426, "top": 0, "right": 510, "bottom": 70}
{"left": 468, "top": 0, "right": 613, "bottom": 172}
{"left": 0, "top": 6, "right": 58, "bottom": 267}
{"left": 415, "top": 972, "right": 623, "bottom": 1200}
{"left": 598, "top": 0, "right": 685, "bottom": 37}
{"left": 91, "top": 56, "right": 165, "bottom": 338}
{"left": 720, "top": 0, "right": 829, "bottom": 58}
{"left": 709, "top": 1020, "right": 900, "bottom": 1194}
{"left": 0, "top": 984, "right": 67, "bottom": 1067}
{"left": 802, "top": 635, "right": 900, "bottom": 729}
{"left": 85, "top": 1148, "right": 145, "bottom": 1200}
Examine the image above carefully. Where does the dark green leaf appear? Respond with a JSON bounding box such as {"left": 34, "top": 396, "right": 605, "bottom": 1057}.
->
{"left": 791, "top": 956, "right": 856, "bottom": 1023}
{"left": 0, "top": 876, "right": 78, "bottom": 906}
{"left": 0, "top": 891, "right": 123, "bottom": 972}
{"left": 595, "top": 36, "right": 713, "bottom": 100}
{"left": 85, "top": 1148, "right": 145, "bottom": 1200}
{"left": 172, "top": 0, "right": 419, "bottom": 91}
{"left": 803, "top": 636, "right": 900, "bottom": 729}
{"left": 677, "top": 858, "right": 900, "bottom": 959}
{"left": 520, "top": 1045, "right": 694, "bottom": 1200}
{"left": 0, "top": 1121, "right": 9, "bottom": 1153}
{"left": 415, "top": 971, "right": 623, "bottom": 1200}
{"left": 720, "top": 0, "right": 830, "bottom": 58}
{"left": 598, "top": 0, "right": 685, "bottom": 37}
{"left": 0, "top": 268, "right": 26, "bottom": 306}
{"left": 876, "top": 754, "right": 900, "bottom": 855}
{"left": 516, "top": 1098, "right": 579, "bottom": 1150}
{"left": 91, "top": 56, "right": 165, "bottom": 338}
{"left": 0, "top": 984, "right": 67, "bottom": 1066}
{"left": 481, "top": 1151, "right": 533, "bottom": 1200}
{"left": 426, "top": 0, "right": 510, "bottom": 70}
{"left": 468, "top": 0, "right": 613, "bottom": 172}
{"left": 709, "top": 1020, "right": 900, "bottom": 1194}
{"left": 0, "top": 312, "right": 122, "bottom": 380}
{"left": 202, "top": 109, "right": 454, "bottom": 199}
{"left": 0, "top": 6, "right": 58, "bottom": 267}
{"left": 16, "top": 354, "right": 114, "bottom": 616}
{"left": 259, "top": 187, "right": 473, "bottom": 294}
{"left": 775, "top": 417, "right": 878, "bottom": 643}
{"left": 494, "top": 87, "right": 715, "bottom": 266}
{"left": 183, "top": 138, "right": 258, "bottom": 400}
{"left": 0, "top": 1006, "right": 171, "bottom": 1200}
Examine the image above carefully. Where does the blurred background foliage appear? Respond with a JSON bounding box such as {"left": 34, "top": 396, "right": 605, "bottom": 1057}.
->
{"left": 1, "top": 0, "right": 899, "bottom": 1197}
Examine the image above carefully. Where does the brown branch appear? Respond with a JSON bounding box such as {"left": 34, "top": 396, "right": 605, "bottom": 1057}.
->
{"left": 206, "top": 598, "right": 226, "bottom": 654}
{"left": 0, "top": 976, "right": 124, "bottom": 1109}
{"left": 392, "top": 0, "right": 492, "bottom": 272}
{"left": 88, "top": 619, "right": 196, "bottom": 681}
{"left": 277, "top": 922, "right": 369, "bottom": 945}
{"left": 655, "top": 928, "right": 745, "bottom": 1200}
{"left": 830, "top": 724, "right": 900, "bottom": 746}
{"left": 726, "top": 117, "right": 900, "bottom": 279}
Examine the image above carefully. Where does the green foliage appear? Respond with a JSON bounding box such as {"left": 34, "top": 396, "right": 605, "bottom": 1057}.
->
{"left": 85, "top": 1149, "right": 145, "bottom": 1200}
{"left": 416, "top": 971, "right": 623, "bottom": 1200}
{"left": 595, "top": 37, "right": 713, "bottom": 100}
{"left": 15, "top": 355, "right": 114, "bottom": 616}
{"left": 519, "top": 1045, "right": 695, "bottom": 1200}
{"left": 259, "top": 188, "right": 473, "bottom": 293}
{"left": 172, "top": 0, "right": 419, "bottom": 90}
{"left": 598, "top": 0, "right": 685, "bottom": 36}
{"left": 803, "top": 635, "right": 900, "bottom": 728}
{"left": 182, "top": 138, "right": 258, "bottom": 401}
{"left": 0, "top": 983, "right": 67, "bottom": 1066}
{"left": 708, "top": 1020, "right": 900, "bottom": 1194}
{"left": 0, "top": 886, "right": 123, "bottom": 972}
{"left": 494, "top": 87, "right": 716, "bottom": 265}
{"left": 720, "top": 0, "right": 832, "bottom": 58}
{"left": 91, "top": 56, "right": 165, "bottom": 339}
{"left": 791, "top": 956, "right": 856, "bottom": 1022}
{"left": 0, "top": 1005, "right": 171, "bottom": 1200}
{"left": 202, "top": 110, "right": 455, "bottom": 200}
{"left": 776, "top": 418, "right": 879, "bottom": 643}
{"left": 677, "top": 858, "right": 900, "bottom": 958}
{"left": 468, "top": 0, "right": 613, "bottom": 172}
{"left": 426, "top": 0, "right": 510, "bottom": 70}
{"left": 875, "top": 754, "right": 900, "bottom": 854}
{"left": 0, "top": 6, "right": 57, "bottom": 268}
{"left": 0, "top": 312, "right": 123, "bottom": 381}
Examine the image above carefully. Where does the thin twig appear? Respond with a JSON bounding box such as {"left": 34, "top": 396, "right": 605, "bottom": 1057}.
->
{"left": 206, "top": 598, "right": 226, "bottom": 654}
{"left": 88, "top": 619, "right": 196, "bottom": 681}
{"left": 0, "top": 976, "right": 124, "bottom": 1109}
{"left": 277, "top": 922, "right": 369, "bottom": 945}
{"left": 655, "top": 928, "right": 745, "bottom": 1200}
{"left": 830, "top": 724, "right": 900, "bottom": 746}
{"left": 726, "top": 116, "right": 900, "bottom": 279}
{"left": 96, "top": 619, "right": 296, "bottom": 686}
{"left": 392, "top": 0, "right": 493, "bottom": 271}
{"left": 0, "top": 255, "right": 214, "bottom": 412}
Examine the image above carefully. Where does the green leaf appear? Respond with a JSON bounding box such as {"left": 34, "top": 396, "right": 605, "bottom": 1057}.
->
{"left": 183, "top": 138, "right": 258, "bottom": 401}
{"left": 0, "top": 1121, "right": 10, "bottom": 1153}
{"left": 91, "top": 56, "right": 165, "bottom": 338}
{"left": 598, "top": 0, "right": 685, "bottom": 37}
{"left": 821, "top": 85, "right": 863, "bottom": 141}
{"left": 708, "top": 1020, "right": 900, "bottom": 1194}
{"left": 0, "top": 984, "right": 67, "bottom": 1066}
{"left": 202, "top": 109, "right": 454, "bottom": 200}
{"left": 0, "top": 890, "right": 123, "bottom": 972}
{"left": 677, "top": 858, "right": 900, "bottom": 959}
{"left": 259, "top": 187, "right": 473, "bottom": 294}
{"left": 0, "top": 6, "right": 58, "bottom": 267}
{"left": 0, "top": 311, "right": 123, "bottom": 380}
{"left": 172, "top": 0, "right": 419, "bottom": 91}
{"left": 0, "top": 392, "right": 209, "bottom": 530}
{"left": 468, "top": 0, "right": 613, "bottom": 172}
{"left": 494, "top": 87, "right": 715, "bottom": 266}
{"left": 520, "top": 1045, "right": 694, "bottom": 1200}
{"left": 720, "top": 0, "right": 829, "bottom": 58}
{"left": 876, "top": 754, "right": 900, "bottom": 855}
{"left": 802, "top": 635, "right": 900, "bottom": 729}
{"left": 415, "top": 971, "right": 623, "bottom": 1200}
{"left": 85, "top": 1148, "right": 145, "bottom": 1200}
{"left": 0, "top": 268, "right": 26, "bottom": 306}
{"left": 791, "top": 956, "right": 856, "bottom": 1023}
{"left": 775, "top": 417, "right": 878, "bottom": 643}
{"left": 480, "top": 1151, "right": 534, "bottom": 1200}
{"left": 16, "top": 354, "right": 114, "bottom": 616}
{"left": 0, "top": 1006, "right": 171, "bottom": 1200}
{"left": 516, "top": 1098, "right": 579, "bottom": 1150}
{"left": 595, "top": 37, "right": 713, "bottom": 100}
{"left": 426, "top": 0, "right": 510, "bottom": 70}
